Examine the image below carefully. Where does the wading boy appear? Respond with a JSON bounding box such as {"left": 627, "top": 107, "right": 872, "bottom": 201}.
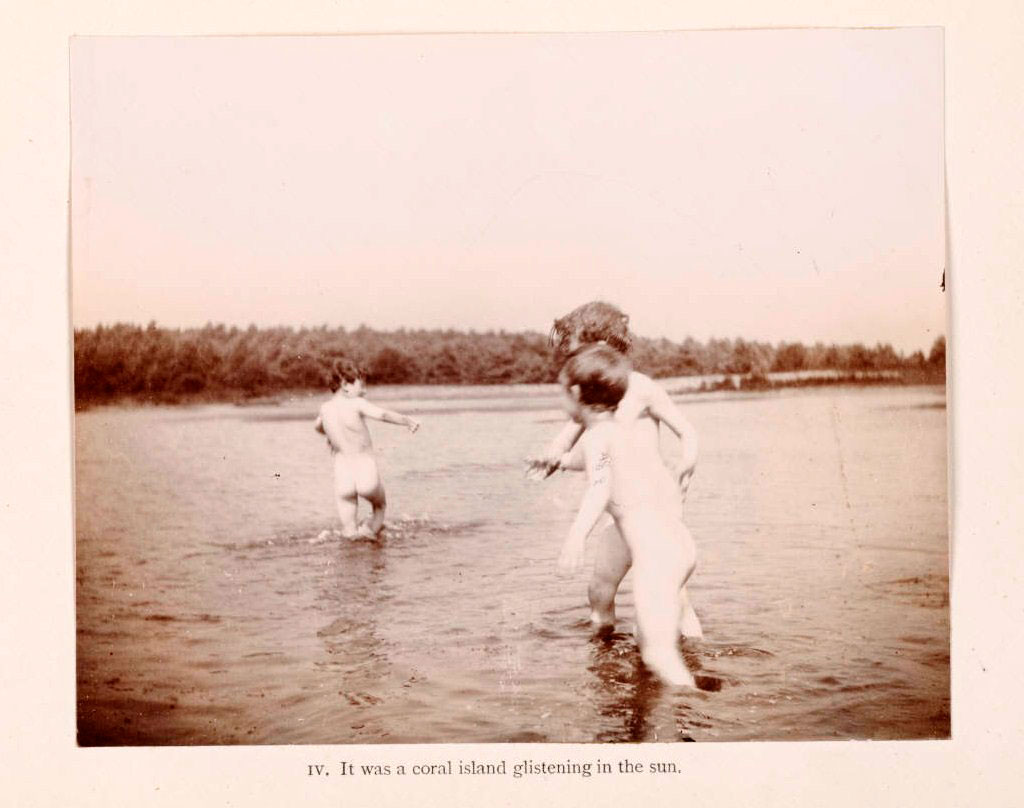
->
{"left": 315, "top": 359, "right": 419, "bottom": 538}
{"left": 558, "top": 344, "right": 697, "bottom": 687}
{"left": 527, "top": 301, "right": 702, "bottom": 638}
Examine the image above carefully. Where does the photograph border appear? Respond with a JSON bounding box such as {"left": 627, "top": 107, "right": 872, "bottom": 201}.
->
{"left": 2, "top": 2, "right": 1022, "bottom": 806}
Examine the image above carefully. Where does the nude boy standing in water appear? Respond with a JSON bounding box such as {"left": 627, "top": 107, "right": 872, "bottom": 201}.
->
{"left": 557, "top": 344, "right": 698, "bottom": 686}
{"left": 526, "top": 301, "right": 703, "bottom": 638}
{"left": 315, "top": 359, "right": 419, "bottom": 538}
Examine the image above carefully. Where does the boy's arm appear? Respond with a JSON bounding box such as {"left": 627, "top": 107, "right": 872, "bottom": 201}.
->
{"left": 644, "top": 381, "right": 699, "bottom": 496}
{"left": 315, "top": 407, "right": 339, "bottom": 451}
{"left": 557, "top": 440, "right": 586, "bottom": 471}
{"left": 558, "top": 433, "right": 612, "bottom": 573}
{"left": 359, "top": 399, "right": 420, "bottom": 432}
{"left": 526, "top": 420, "right": 585, "bottom": 479}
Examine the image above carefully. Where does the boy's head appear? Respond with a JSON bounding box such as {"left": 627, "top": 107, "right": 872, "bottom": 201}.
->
{"left": 550, "top": 300, "right": 632, "bottom": 360}
{"left": 327, "top": 358, "right": 365, "bottom": 395}
{"left": 559, "top": 343, "right": 632, "bottom": 420}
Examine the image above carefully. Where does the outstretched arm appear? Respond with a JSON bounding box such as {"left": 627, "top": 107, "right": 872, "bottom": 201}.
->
{"left": 558, "top": 433, "right": 612, "bottom": 573}
{"left": 359, "top": 400, "right": 420, "bottom": 432}
{"left": 645, "top": 382, "right": 699, "bottom": 497}
{"left": 557, "top": 440, "right": 586, "bottom": 471}
{"left": 526, "top": 419, "right": 585, "bottom": 479}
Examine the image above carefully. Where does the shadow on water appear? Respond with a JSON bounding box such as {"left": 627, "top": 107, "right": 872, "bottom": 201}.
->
{"left": 584, "top": 630, "right": 724, "bottom": 743}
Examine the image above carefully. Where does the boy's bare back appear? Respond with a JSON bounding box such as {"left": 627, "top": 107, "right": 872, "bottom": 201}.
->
{"left": 592, "top": 420, "right": 680, "bottom": 519}
{"left": 317, "top": 396, "right": 376, "bottom": 455}
{"left": 557, "top": 366, "right": 697, "bottom": 688}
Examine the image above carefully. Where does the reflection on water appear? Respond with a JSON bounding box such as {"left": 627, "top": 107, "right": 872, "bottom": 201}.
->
{"left": 76, "top": 385, "right": 949, "bottom": 744}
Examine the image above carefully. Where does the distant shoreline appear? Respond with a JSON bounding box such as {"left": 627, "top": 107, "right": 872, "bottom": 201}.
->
{"left": 73, "top": 323, "right": 946, "bottom": 411}
{"left": 74, "top": 369, "right": 945, "bottom": 412}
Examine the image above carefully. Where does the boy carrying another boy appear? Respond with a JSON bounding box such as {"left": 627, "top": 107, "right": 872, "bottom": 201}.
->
{"left": 557, "top": 344, "right": 698, "bottom": 687}
{"left": 527, "top": 301, "right": 703, "bottom": 639}
{"left": 315, "top": 358, "right": 419, "bottom": 539}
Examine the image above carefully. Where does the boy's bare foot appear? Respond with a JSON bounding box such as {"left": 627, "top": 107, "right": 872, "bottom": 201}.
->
{"left": 678, "top": 588, "right": 704, "bottom": 638}
{"left": 642, "top": 647, "right": 697, "bottom": 688}
{"left": 356, "top": 519, "right": 383, "bottom": 539}
{"left": 590, "top": 614, "right": 616, "bottom": 639}
{"left": 679, "top": 609, "right": 704, "bottom": 639}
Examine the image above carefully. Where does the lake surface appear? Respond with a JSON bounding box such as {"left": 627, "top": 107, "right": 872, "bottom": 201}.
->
{"left": 75, "top": 384, "right": 949, "bottom": 744}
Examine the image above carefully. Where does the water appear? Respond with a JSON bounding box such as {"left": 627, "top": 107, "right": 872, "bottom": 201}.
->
{"left": 75, "top": 384, "right": 949, "bottom": 744}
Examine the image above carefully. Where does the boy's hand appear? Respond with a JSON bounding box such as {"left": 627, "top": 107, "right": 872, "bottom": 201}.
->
{"left": 674, "top": 462, "right": 696, "bottom": 502}
{"left": 524, "top": 453, "right": 560, "bottom": 481}
{"left": 557, "top": 536, "right": 586, "bottom": 574}
{"left": 407, "top": 419, "right": 420, "bottom": 433}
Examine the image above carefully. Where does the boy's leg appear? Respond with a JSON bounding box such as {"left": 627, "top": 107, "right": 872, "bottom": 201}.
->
{"left": 589, "top": 522, "right": 631, "bottom": 630}
{"left": 362, "top": 486, "right": 387, "bottom": 536}
{"left": 354, "top": 455, "right": 387, "bottom": 536}
{"left": 625, "top": 517, "right": 697, "bottom": 687}
{"left": 336, "top": 493, "right": 360, "bottom": 537}
{"left": 678, "top": 585, "right": 704, "bottom": 639}
{"left": 632, "top": 562, "right": 696, "bottom": 687}
{"left": 333, "top": 457, "right": 360, "bottom": 538}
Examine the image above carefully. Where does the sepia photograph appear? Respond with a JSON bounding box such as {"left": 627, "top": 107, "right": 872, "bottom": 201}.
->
{"left": 71, "top": 28, "right": 948, "bottom": 746}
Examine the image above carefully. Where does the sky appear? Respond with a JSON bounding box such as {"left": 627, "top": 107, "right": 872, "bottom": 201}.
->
{"left": 70, "top": 29, "right": 945, "bottom": 354}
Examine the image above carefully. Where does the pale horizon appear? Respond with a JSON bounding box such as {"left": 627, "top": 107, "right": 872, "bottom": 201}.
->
{"left": 71, "top": 30, "right": 945, "bottom": 354}
{"left": 71, "top": 316, "right": 945, "bottom": 357}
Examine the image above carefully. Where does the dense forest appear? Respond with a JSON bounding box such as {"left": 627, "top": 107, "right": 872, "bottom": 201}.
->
{"left": 73, "top": 322, "right": 947, "bottom": 406}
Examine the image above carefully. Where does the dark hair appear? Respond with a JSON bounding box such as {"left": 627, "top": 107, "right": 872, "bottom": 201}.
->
{"left": 327, "top": 358, "right": 364, "bottom": 391}
{"left": 560, "top": 344, "right": 631, "bottom": 411}
{"left": 550, "top": 300, "right": 632, "bottom": 359}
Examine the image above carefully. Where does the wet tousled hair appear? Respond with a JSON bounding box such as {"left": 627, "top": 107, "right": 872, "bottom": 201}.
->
{"left": 327, "top": 357, "right": 364, "bottom": 391}
{"left": 550, "top": 300, "right": 632, "bottom": 359}
{"left": 560, "top": 343, "right": 632, "bottom": 411}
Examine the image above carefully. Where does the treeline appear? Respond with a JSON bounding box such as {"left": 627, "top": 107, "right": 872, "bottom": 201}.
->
{"left": 73, "top": 322, "right": 947, "bottom": 405}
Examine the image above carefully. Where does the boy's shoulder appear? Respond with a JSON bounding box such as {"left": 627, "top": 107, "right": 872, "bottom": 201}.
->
{"left": 623, "top": 370, "right": 661, "bottom": 404}
{"left": 627, "top": 370, "right": 656, "bottom": 390}
{"left": 323, "top": 395, "right": 360, "bottom": 413}
{"left": 582, "top": 418, "right": 619, "bottom": 445}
